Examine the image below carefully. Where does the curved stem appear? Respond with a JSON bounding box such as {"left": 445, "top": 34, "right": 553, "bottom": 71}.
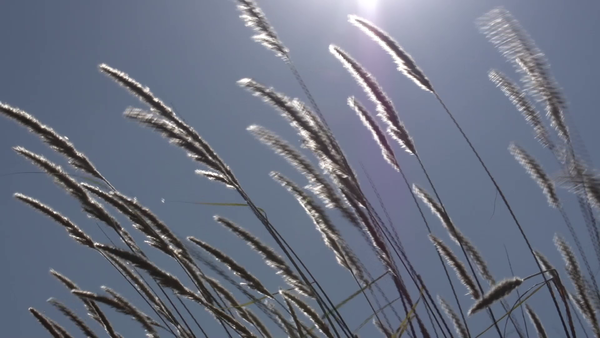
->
{"left": 432, "top": 91, "right": 576, "bottom": 338}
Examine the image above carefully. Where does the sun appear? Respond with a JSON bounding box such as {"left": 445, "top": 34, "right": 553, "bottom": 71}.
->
{"left": 358, "top": 0, "right": 379, "bottom": 11}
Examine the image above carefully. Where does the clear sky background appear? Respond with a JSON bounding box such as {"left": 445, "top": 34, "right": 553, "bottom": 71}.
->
{"left": 1, "top": 0, "right": 600, "bottom": 337}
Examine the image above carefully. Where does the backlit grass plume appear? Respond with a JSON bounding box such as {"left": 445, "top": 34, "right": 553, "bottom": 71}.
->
{"left": 236, "top": 0, "right": 288, "bottom": 60}
{"left": 347, "top": 15, "right": 433, "bottom": 92}
{"left": 554, "top": 234, "right": 600, "bottom": 336}
{"left": 0, "top": 103, "right": 112, "bottom": 188}
{"left": 50, "top": 270, "right": 118, "bottom": 338}
{"left": 188, "top": 237, "right": 273, "bottom": 299}
{"left": 559, "top": 163, "right": 600, "bottom": 211}
{"left": 468, "top": 277, "right": 524, "bottom": 316}
{"left": 438, "top": 296, "right": 469, "bottom": 338}
{"left": 489, "top": 70, "right": 554, "bottom": 150}
{"left": 14, "top": 193, "right": 94, "bottom": 249}
{"left": 280, "top": 289, "right": 334, "bottom": 338}
{"left": 429, "top": 234, "right": 480, "bottom": 300}
{"left": 329, "top": 45, "right": 416, "bottom": 155}
{"left": 478, "top": 7, "right": 569, "bottom": 142}
{"left": 248, "top": 124, "right": 349, "bottom": 212}
{"left": 13, "top": 147, "right": 140, "bottom": 252}
{"left": 5, "top": 3, "right": 597, "bottom": 338}
{"left": 28, "top": 307, "right": 71, "bottom": 338}
{"left": 271, "top": 171, "right": 364, "bottom": 281}
{"left": 239, "top": 79, "right": 347, "bottom": 178}
{"left": 202, "top": 275, "right": 272, "bottom": 338}
{"left": 415, "top": 185, "right": 496, "bottom": 286}
{"left": 214, "top": 215, "right": 313, "bottom": 297}
{"left": 347, "top": 97, "right": 400, "bottom": 172}
{"left": 99, "top": 244, "right": 258, "bottom": 338}
{"left": 525, "top": 304, "right": 548, "bottom": 338}
{"left": 509, "top": 143, "right": 560, "bottom": 208}
{"left": 48, "top": 298, "right": 99, "bottom": 338}
{"left": 72, "top": 288, "right": 159, "bottom": 338}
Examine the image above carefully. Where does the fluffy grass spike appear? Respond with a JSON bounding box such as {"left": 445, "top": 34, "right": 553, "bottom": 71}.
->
{"left": 348, "top": 15, "right": 433, "bottom": 92}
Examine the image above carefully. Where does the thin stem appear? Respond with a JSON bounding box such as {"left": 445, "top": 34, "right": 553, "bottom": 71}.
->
{"left": 432, "top": 91, "right": 576, "bottom": 338}
{"left": 414, "top": 153, "right": 503, "bottom": 338}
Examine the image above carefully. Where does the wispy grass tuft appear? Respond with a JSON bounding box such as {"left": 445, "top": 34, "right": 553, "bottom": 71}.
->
{"left": 429, "top": 234, "right": 480, "bottom": 300}
{"left": 438, "top": 296, "right": 469, "bottom": 338}
{"left": 347, "top": 97, "right": 400, "bottom": 172}
{"left": 525, "top": 304, "right": 547, "bottom": 338}
{"left": 478, "top": 7, "right": 569, "bottom": 142}
{"left": 489, "top": 70, "right": 554, "bottom": 150}
{"left": 347, "top": 15, "right": 433, "bottom": 93}
{"left": 236, "top": 0, "right": 288, "bottom": 60}
{"left": 468, "top": 277, "right": 523, "bottom": 316}
{"left": 555, "top": 234, "right": 600, "bottom": 336}
{"left": 509, "top": 143, "right": 560, "bottom": 208}
{"left": 280, "top": 289, "right": 334, "bottom": 338}
{"left": 329, "top": 45, "right": 416, "bottom": 155}
{"left": 214, "top": 215, "right": 313, "bottom": 298}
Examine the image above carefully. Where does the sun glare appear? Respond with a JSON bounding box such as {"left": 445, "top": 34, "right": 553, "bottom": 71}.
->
{"left": 358, "top": 0, "right": 379, "bottom": 11}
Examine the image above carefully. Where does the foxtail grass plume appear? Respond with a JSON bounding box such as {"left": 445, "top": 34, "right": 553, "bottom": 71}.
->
{"left": 280, "top": 290, "right": 334, "bottom": 338}
{"left": 438, "top": 296, "right": 469, "bottom": 338}
{"left": 558, "top": 162, "right": 600, "bottom": 211}
{"left": 111, "top": 191, "right": 192, "bottom": 259}
{"left": 13, "top": 147, "right": 140, "bottom": 252}
{"left": 202, "top": 276, "right": 255, "bottom": 328}
{"left": 489, "top": 70, "right": 554, "bottom": 150}
{"left": 329, "top": 45, "right": 416, "bottom": 155}
{"left": 96, "top": 244, "right": 196, "bottom": 299}
{"left": 248, "top": 124, "right": 366, "bottom": 240}
{"left": 48, "top": 298, "right": 99, "bottom": 338}
{"left": 102, "top": 287, "right": 161, "bottom": 331}
{"left": 462, "top": 239, "right": 496, "bottom": 286}
{"left": 478, "top": 8, "right": 569, "bottom": 142}
{"left": 123, "top": 108, "right": 223, "bottom": 173}
{"left": 348, "top": 97, "right": 400, "bottom": 171}
{"left": 236, "top": 0, "right": 289, "bottom": 60}
{"left": 248, "top": 125, "right": 343, "bottom": 209}
{"left": 195, "top": 169, "right": 235, "bottom": 189}
{"left": 214, "top": 215, "right": 313, "bottom": 297}
{"left": 268, "top": 303, "right": 301, "bottom": 338}
{"left": 49, "top": 270, "right": 116, "bottom": 337}
{"left": 429, "top": 234, "right": 480, "bottom": 300}
{"left": 239, "top": 79, "right": 347, "bottom": 178}
{"left": 187, "top": 237, "right": 273, "bottom": 299}
{"left": 246, "top": 310, "right": 273, "bottom": 338}
{"left": 46, "top": 318, "right": 73, "bottom": 338}
{"left": 97, "top": 244, "right": 257, "bottom": 338}
{"left": 509, "top": 143, "right": 560, "bottom": 208}
{"left": 525, "top": 304, "right": 548, "bottom": 338}
{"left": 468, "top": 277, "right": 523, "bottom": 316}
{"left": 81, "top": 184, "right": 172, "bottom": 255}
{"left": 14, "top": 193, "right": 94, "bottom": 248}
{"left": 373, "top": 317, "right": 392, "bottom": 338}
{"left": 107, "top": 257, "right": 175, "bottom": 325}
{"left": 0, "top": 103, "right": 110, "bottom": 186}
{"left": 415, "top": 184, "right": 495, "bottom": 285}
{"left": 280, "top": 289, "right": 305, "bottom": 338}
{"left": 28, "top": 307, "right": 71, "bottom": 338}
{"left": 554, "top": 234, "right": 600, "bottom": 335}
{"left": 533, "top": 251, "right": 562, "bottom": 290}
{"left": 413, "top": 185, "right": 457, "bottom": 238}
{"left": 348, "top": 15, "right": 433, "bottom": 92}
{"left": 72, "top": 288, "right": 159, "bottom": 338}
{"left": 271, "top": 172, "right": 365, "bottom": 281}
{"left": 100, "top": 65, "right": 228, "bottom": 177}
{"left": 184, "top": 242, "right": 283, "bottom": 331}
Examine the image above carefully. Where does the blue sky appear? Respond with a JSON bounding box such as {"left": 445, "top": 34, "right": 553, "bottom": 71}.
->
{"left": 2, "top": 0, "right": 600, "bottom": 337}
